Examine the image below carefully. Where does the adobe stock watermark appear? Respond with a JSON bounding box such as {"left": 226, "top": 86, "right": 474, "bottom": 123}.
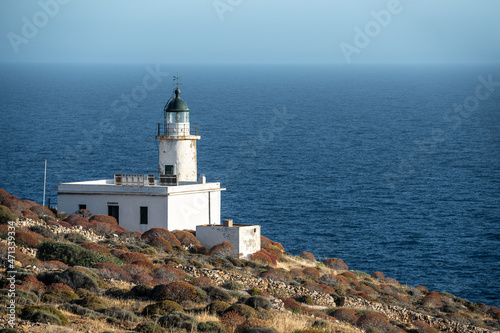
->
{"left": 58, "top": 64, "right": 170, "bottom": 182}
{"left": 339, "top": 0, "right": 413, "bottom": 64}
{"left": 384, "top": 74, "right": 500, "bottom": 190}
{"left": 213, "top": 0, "right": 243, "bottom": 21}
{"left": 6, "top": 0, "right": 71, "bottom": 54}
{"left": 5, "top": 220, "right": 18, "bottom": 328}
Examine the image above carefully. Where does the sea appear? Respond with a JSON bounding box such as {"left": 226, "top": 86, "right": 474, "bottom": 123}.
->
{"left": 0, "top": 63, "right": 499, "bottom": 307}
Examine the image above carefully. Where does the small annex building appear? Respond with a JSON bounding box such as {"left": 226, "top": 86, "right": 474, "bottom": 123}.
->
{"left": 57, "top": 86, "right": 225, "bottom": 232}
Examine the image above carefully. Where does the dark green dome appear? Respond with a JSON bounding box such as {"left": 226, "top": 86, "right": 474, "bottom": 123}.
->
{"left": 164, "top": 88, "right": 189, "bottom": 112}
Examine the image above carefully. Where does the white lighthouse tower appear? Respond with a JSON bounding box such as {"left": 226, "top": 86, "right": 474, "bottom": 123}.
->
{"left": 156, "top": 87, "right": 200, "bottom": 183}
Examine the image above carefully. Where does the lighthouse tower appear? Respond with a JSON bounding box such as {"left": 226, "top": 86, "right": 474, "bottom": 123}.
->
{"left": 156, "top": 87, "right": 200, "bottom": 182}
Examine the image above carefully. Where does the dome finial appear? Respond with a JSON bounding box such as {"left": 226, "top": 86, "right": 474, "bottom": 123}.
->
{"left": 173, "top": 73, "right": 182, "bottom": 98}
{"left": 175, "top": 87, "right": 180, "bottom": 97}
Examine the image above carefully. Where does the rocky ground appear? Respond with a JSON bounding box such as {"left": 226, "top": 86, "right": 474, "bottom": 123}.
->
{"left": 0, "top": 188, "right": 499, "bottom": 333}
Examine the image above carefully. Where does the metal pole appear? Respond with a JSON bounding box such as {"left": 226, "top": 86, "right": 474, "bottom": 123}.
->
{"left": 43, "top": 159, "right": 47, "bottom": 207}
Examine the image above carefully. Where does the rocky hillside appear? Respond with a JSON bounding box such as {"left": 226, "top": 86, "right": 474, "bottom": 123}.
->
{"left": 0, "top": 188, "right": 499, "bottom": 333}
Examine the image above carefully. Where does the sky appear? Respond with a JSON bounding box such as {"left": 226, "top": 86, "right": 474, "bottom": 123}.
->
{"left": 0, "top": 0, "right": 499, "bottom": 64}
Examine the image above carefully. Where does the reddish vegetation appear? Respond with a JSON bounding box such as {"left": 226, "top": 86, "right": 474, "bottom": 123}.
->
{"left": 80, "top": 242, "right": 111, "bottom": 254}
{"left": 110, "top": 249, "right": 127, "bottom": 258}
{"left": 93, "top": 262, "right": 133, "bottom": 282}
{"left": 302, "top": 281, "right": 335, "bottom": 294}
{"left": 347, "top": 289, "right": 371, "bottom": 301}
{"left": 371, "top": 271, "right": 385, "bottom": 280}
{"left": 190, "top": 277, "right": 215, "bottom": 289}
{"left": 22, "top": 210, "right": 39, "bottom": 220}
{"left": 89, "top": 214, "right": 118, "bottom": 225}
{"left": 220, "top": 311, "right": 245, "bottom": 331}
{"left": 117, "top": 251, "right": 149, "bottom": 264}
{"left": 208, "top": 241, "right": 235, "bottom": 257}
{"left": 329, "top": 308, "right": 358, "bottom": 324}
{"left": 280, "top": 297, "right": 302, "bottom": 311}
{"left": 148, "top": 236, "right": 173, "bottom": 252}
{"left": 141, "top": 228, "right": 181, "bottom": 247}
{"left": 0, "top": 188, "right": 11, "bottom": 201}
{"left": 340, "top": 271, "right": 359, "bottom": 284}
{"left": 302, "top": 267, "right": 321, "bottom": 280}
{"left": 46, "top": 283, "right": 74, "bottom": 293}
{"left": 262, "top": 246, "right": 283, "bottom": 261}
{"left": 300, "top": 251, "right": 316, "bottom": 262}
{"left": 131, "top": 259, "right": 155, "bottom": 270}
{"left": 250, "top": 249, "right": 276, "bottom": 266}
{"left": 157, "top": 281, "right": 197, "bottom": 303}
{"left": 88, "top": 222, "right": 126, "bottom": 235}
{"left": 124, "top": 264, "right": 152, "bottom": 276}
{"left": 394, "top": 294, "right": 412, "bottom": 305}
{"left": 57, "top": 221, "right": 72, "bottom": 228}
{"left": 260, "top": 236, "right": 285, "bottom": 252}
{"left": 421, "top": 291, "right": 443, "bottom": 308}
{"left": 413, "top": 320, "right": 438, "bottom": 333}
{"left": 488, "top": 306, "right": 500, "bottom": 319}
{"left": 171, "top": 230, "right": 201, "bottom": 247}
{"left": 2, "top": 197, "right": 31, "bottom": 211}
{"left": 356, "top": 312, "right": 393, "bottom": 331}
{"left": 29, "top": 203, "right": 56, "bottom": 219}
{"left": 151, "top": 265, "right": 185, "bottom": 283}
{"left": 323, "top": 258, "right": 348, "bottom": 270}
{"left": 15, "top": 231, "right": 40, "bottom": 248}
{"left": 133, "top": 274, "right": 154, "bottom": 284}
{"left": 22, "top": 275, "right": 46, "bottom": 294}
{"left": 64, "top": 214, "right": 91, "bottom": 226}
{"left": 357, "top": 285, "right": 379, "bottom": 299}
{"left": 319, "top": 273, "right": 350, "bottom": 287}
{"left": 383, "top": 277, "right": 400, "bottom": 285}
{"left": 289, "top": 268, "right": 304, "bottom": 278}
{"left": 416, "top": 285, "right": 429, "bottom": 293}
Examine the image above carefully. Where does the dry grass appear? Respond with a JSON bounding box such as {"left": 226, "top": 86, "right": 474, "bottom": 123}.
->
{"left": 194, "top": 310, "right": 221, "bottom": 323}
{"left": 103, "top": 295, "right": 152, "bottom": 313}
{"left": 268, "top": 310, "right": 362, "bottom": 333}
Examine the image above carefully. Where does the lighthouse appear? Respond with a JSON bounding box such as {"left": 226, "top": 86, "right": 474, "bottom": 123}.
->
{"left": 156, "top": 87, "right": 200, "bottom": 183}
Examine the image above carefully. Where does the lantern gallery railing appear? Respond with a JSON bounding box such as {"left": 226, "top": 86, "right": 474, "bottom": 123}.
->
{"left": 114, "top": 174, "right": 177, "bottom": 186}
{"left": 157, "top": 123, "right": 198, "bottom": 136}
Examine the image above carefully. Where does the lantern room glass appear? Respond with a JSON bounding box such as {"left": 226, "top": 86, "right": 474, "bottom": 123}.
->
{"left": 166, "top": 111, "right": 189, "bottom": 123}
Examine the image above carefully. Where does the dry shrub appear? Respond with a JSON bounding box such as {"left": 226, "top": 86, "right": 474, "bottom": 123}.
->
{"left": 300, "top": 251, "right": 316, "bottom": 262}
{"left": 80, "top": 242, "right": 111, "bottom": 255}
{"left": 357, "top": 285, "right": 379, "bottom": 299}
{"left": 42, "top": 260, "right": 69, "bottom": 270}
{"left": 124, "top": 264, "right": 152, "bottom": 276}
{"left": 111, "top": 248, "right": 127, "bottom": 258}
{"left": 15, "top": 231, "right": 40, "bottom": 248}
{"left": 10, "top": 208, "right": 24, "bottom": 220}
{"left": 22, "top": 209, "right": 39, "bottom": 220}
{"left": 347, "top": 289, "right": 371, "bottom": 301}
{"left": 323, "top": 258, "right": 348, "bottom": 270}
{"left": 22, "top": 275, "right": 46, "bottom": 294}
{"left": 3, "top": 197, "right": 31, "bottom": 211}
{"left": 262, "top": 246, "right": 283, "bottom": 261}
{"left": 356, "top": 312, "right": 393, "bottom": 332}
{"left": 191, "top": 276, "right": 215, "bottom": 289}
{"left": 157, "top": 281, "right": 197, "bottom": 303}
{"left": 413, "top": 320, "right": 438, "bottom": 333}
{"left": 302, "top": 281, "right": 335, "bottom": 294}
{"left": 118, "top": 251, "right": 149, "bottom": 263}
{"left": 280, "top": 297, "right": 302, "bottom": 312}
{"left": 89, "top": 214, "right": 118, "bottom": 225}
{"left": 152, "top": 265, "right": 185, "bottom": 283}
{"left": 302, "top": 267, "right": 320, "bottom": 280}
{"left": 319, "top": 274, "right": 349, "bottom": 291}
{"left": 149, "top": 236, "right": 173, "bottom": 252}
{"left": 64, "top": 214, "right": 90, "bottom": 226}
{"left": 0, "top": 188, "right": 11, "bottom": 202}
{"left": 209, "top": 241, "right": 236, "bottom": 257}
{"left": 260, "top": 236, "right": 285, "bottom": 252}
{"left": 46, "top": 283, "right": 73, "bottom": 292}
{"left": 371, "top": 271, "right": 385, "bottom": 280}
{"left": 220, "top": 311, "right": 246, "bottom": 332}
{"left": 172, "top": 230, "right": 201, "bottom": 247}
{"left": 290, "top": 268, "right": 304, "bottom": 278}
{"left": 394, "top": 294, "right": 412, "bottom": 306}
{"left": 421, "top": 291, "right": 443, "bottom": 308}
{"left": 132, "top": 258, "right": 155, "bottom": 270}
{"left": 383, "top": 277, "right": 400, "bottom": 285}
{"left": 134, "top": 274, "right": 154, "bottom": 284}
{"left": 340, "top": 271, "right": 358, "bottom": 283}
{"left": 57, "top": 221, "right": 72, "bottom": 228}
{"left": 236, "top": 318, "right": 269, "bottom": 333}
{"left": 329, "top": 308, "right": 358, "bottom": 324}
{"left": 250, "top": 249, "right": 276, "bottom": 266}
{"left": 488, "top": 306, "right": 500, "bottom": 319}
{"left": 141, "top": 228, "right": 181, "bottom": 247}
{"left": 88, "top": 221, "right": 126, "bottom": 235}
{"left": 416, "top": 285, "right": 429, "bottom": 293}
{"left": 93, "top": 262, "right": 133, "bottom": 282}
{"left": 379, "top": 284, "right": 397, "bottom": 296}
{"left": 29, "top": 203, "right": 56, "bottom": 218}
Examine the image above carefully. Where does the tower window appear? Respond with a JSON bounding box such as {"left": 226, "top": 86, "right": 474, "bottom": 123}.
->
{"left": 165, "top": 165, "right": 174, "bottom": 175}
{"left": 79, "top": 204, "right": 87, "bottom": 210}
{"left": 140, "top": 206, "right": 148, "bottom": 225}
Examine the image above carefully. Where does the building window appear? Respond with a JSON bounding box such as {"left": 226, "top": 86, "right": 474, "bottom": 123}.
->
{"left": 140, "top": 206, "right": 148, "bottom": 225}
{"left": 165, "top": 165, "right": 174, "bottom": 175}
{"left": 79, "top": 204, "right": 87, "bottom": 210}
{"left": 108, "top": 205, "right": 119, "bottom": 224}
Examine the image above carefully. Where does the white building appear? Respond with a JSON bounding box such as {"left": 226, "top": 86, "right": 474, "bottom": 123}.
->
{"left": 58, "top": 87, "right": 225, "bottom": 232}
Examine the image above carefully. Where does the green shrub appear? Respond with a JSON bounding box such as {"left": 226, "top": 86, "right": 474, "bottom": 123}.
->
{"left": 206, "top": 301, "right": 231, "bottom": 315}
{"left": 224, "top": 304, "right": 258, "bottom": 319}
{"left": 135, "top": 322, "right": 166, "bottom": 333}
{"left": 156, "top": 281, "right": 197, "bottom": 303}
{"left": 197, "top": 321, "right": 226, "bottom": 332}
{"left": 245, "top": 296, "right": 272, "bottom": 310}
{"left": 249, "top": 287, "right": 261, "bottom": 296}
{"left": 158, "top": 311, "right": 197, "bottom": 331}
{"left": 127, "top": 284, "right": 153, "bottom": 298}
{"left": 58, "top": 303, "right": 103, "bottom": 319}
{"left": 75, "top": 295, "right": 107, "bottom": 311}
{"left": 0, "top": 328, "right": 21, "bottom": 333}
{"left": 0, "top": 289, "right": 37, "bottom": 306}
{"left": 101, "top": 306, "right": 139, "bottom": 322}
{"left": 21, "top": 305, "right": 69, "bottom": 325}
{"left": 164, "top": 257, "right": 183, "bottom": 265}
{"left": 207, "top": 286, "right": 232, "bottom": 302}
{"left": 194, "top": 286, "right": 207, "bottom": 302}
{"left": 0, "top": 205, "right": 17, "bottom": 224}
{"left": 142, "top": 300, "right": 184, "bottom": 317}
{"left": 42, "top": 290, "right": 79, "bottom": 303}
{"left": 63, "top": 232, "right": 89, "bottom": 244}
{"left": 37, "top": 268, "right": 106, "bottom": 292}
{"left": 37, "top": 242, "right": 122, "bottom": 267}
{"left": 29, "top": 226, "right": 58, "bottom": 240}
{"left": 223, "top": 280, "right": 244, "bottom": 290}
{"left": 246, "top": 328, "right": 278, "bottom": 333}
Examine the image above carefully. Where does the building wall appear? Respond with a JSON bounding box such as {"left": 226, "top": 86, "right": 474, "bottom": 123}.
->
{"left": 159, "top": 139, "right": 197, "bottom": 182}
{"left": 196, "top": 225, "right": 260, "bottom": 259}
{"left": 58, "top": 193, "right": 168, "bottom": 233}
{"left": 167, "top": 190, "right": 221, "bottom": 230}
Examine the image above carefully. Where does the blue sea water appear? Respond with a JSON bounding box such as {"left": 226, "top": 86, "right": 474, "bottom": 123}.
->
{"left": 0, "top": 63, "right": 499, "bottom": 307}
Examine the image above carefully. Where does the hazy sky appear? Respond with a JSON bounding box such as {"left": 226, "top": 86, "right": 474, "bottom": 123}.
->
{"left": 1, "top": 0, "right": 499, "bottom": 64}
